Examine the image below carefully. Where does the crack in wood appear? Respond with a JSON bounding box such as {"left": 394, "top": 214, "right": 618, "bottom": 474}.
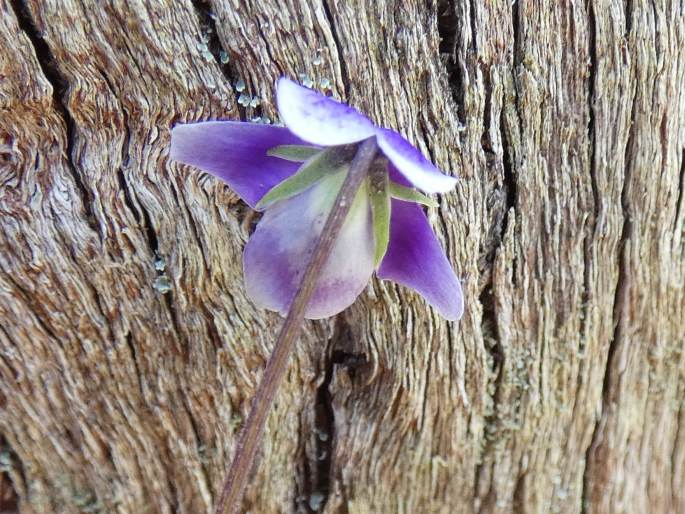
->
{"left": 473, "top": 0, "right": 522, "bottom": 506}
{"left": 193, "top": 0, "right": 248, "bottom": 119}
{"left": 582, "top": 3, "right": 638, "bottom": 509}
{"left": 675, "top": 148, "right": 685, "bottom": 236}
{"left": 499, "top": 97, "right": 517, "bottom": 241}
{"left": 671, "top": 400, "right": 684, "bottom": 509}
{"left": 580, "top": 0, "right": 599, "bottom": 360}
{"left": 9, "top": 0, "right": 99, "bottom": 234}
{"left": 506, "top": 0, "right": 523, "bottom": 291}
{"left": 468, "top": 0, "right": 478, "bottom": 54}
{"left": 582, "top": 88, "right": 637, "bottom": 512}
{"left": 577, "top": 3, "right": 600, "bottom": 510}
{"left": 306, "top": 332, "right": 343, "bottom": 513}
{"left": 299, "top": 319, "right": 367, "bottom": 514}
{"left": 511, "top": 0, "right": 522, "bottom": 69}
{"left": 116, "top": 168, "right": 142, "bottom": 225}
{"left": 125, "top": 331, "right": 145, "bottom": 399}
{"left": 321, "top": 0, "right": 351, "bottom": 100}
{"left": 437, "top": 0, "right": 466, "bottom": 125}
{"left": 0, "top": 438, "right": 20, "bottom": 514}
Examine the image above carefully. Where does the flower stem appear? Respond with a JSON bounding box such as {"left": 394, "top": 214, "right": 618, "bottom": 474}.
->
{"left": 214, "top": 138, "right": 378, "bottom": 514}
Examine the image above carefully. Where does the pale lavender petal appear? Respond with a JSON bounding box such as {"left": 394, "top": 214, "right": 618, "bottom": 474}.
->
{"left": 170, "top": 121, "right": 310, "bottom": 208}
{"left": 376, "top": 128, "right": 457, "bottom": 194}
{"left": 244, "top": 171, "right": 375, "bottom": 319}
{"left": 377, "top": 200, "right": 463, "bottom": 320}
{"left": 276, "top": 77, "right": 376, "bottom": 146}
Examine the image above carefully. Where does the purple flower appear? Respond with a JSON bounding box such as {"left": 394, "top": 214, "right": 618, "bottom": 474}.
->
{"left": 170, "top": 78, "right": 464, "bottom": 320}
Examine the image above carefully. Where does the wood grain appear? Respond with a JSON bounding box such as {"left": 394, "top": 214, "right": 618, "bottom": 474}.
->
{"left": 0, "top": 1, "right": 682, "bottom": 513}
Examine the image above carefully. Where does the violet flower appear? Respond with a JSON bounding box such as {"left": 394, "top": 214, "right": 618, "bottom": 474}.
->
{"left": 170, "top": 78, "right": 463, "bottom": 320}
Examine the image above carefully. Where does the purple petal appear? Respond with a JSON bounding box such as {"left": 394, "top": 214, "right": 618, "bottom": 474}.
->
{"left": 170, "top": 121, "right": 309, "bottom": 208}
{"left": 376, "top": 128, "right": 457, "bottom": 194}
{"left": 276, "top": 78, "right": 376, "bottom": 146}
{"left": 244, "top": 172, "right": 375, "bottom": 319}
{"left": 377, "top": 200, "right": 463, "bottom": 320}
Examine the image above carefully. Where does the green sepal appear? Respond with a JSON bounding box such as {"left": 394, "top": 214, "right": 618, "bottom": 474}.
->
{"left": 256, "top": 148, "right": 340, "bottom": 210}
{"left": 369, "top": 169, "right": 391, "bottom": 267}
{"left": 388, "top": 182, "right": 439, "bottom": 207}
{"left": 266, "top": 144, "right": 321, "bottom": 162}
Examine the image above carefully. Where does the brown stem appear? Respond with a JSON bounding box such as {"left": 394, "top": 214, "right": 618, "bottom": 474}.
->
{"left": 214, "top": 138, "right": 378, "bottom": 514}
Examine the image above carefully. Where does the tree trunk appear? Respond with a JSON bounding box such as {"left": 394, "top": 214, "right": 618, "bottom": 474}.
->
{"left": 1, "top": 0, "right": 683, "bottom": 513}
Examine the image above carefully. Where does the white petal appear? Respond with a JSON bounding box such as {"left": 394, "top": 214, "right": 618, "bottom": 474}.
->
{"left": 276, "top": 78, "right": 376, "bottom": 146}
{"left": 377, "top": 128, "right": 457, "bottom": 193}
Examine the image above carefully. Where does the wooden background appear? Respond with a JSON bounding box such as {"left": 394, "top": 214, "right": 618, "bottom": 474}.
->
{"left": 0, "top": 0, "right": 683, "bottom": 513}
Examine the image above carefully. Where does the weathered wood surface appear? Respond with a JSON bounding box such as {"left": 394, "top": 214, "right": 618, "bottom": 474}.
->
{"left": 0, "top": 1, "right": 683, "bottom": 513}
